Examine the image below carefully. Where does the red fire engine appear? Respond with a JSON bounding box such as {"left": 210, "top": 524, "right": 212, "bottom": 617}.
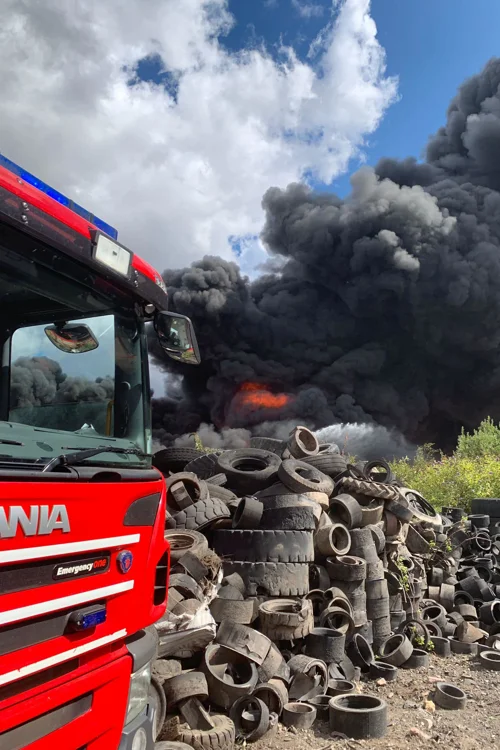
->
{"left": 0, "top": 154, "right": 200, "bottom": 749}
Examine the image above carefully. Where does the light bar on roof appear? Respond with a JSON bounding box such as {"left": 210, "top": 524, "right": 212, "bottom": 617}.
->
{"left": 93, "top": 232, "right": 132, "bottom": 277}
{"left": 0, "top": 153, "right": 118, "bottom": 240}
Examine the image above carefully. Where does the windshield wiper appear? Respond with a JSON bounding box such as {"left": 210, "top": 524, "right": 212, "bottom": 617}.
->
{"left": 0, "top": 439, "right": 24, "bottom": 446}
{"left": 42, "top": 446, "right": 149, "bottom": 473}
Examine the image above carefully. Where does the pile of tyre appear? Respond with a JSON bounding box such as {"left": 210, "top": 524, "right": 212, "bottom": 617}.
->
{"left": 152, "top": 428, "right": 500, "bottom": 749}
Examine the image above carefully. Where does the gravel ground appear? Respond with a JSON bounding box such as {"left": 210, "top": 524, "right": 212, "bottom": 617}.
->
{"left": 253, "top": 654, "right": 500, "bottom": 750}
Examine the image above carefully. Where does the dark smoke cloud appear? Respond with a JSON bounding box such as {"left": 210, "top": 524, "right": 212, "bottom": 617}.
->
{"left": 11, "top": 357, "right": 114, "bottom": 408}
{"left": 150, "top": 58, "right": 500, "bottom": 454}
{"left": 10, "top": 357, "right": 114, "bottom": 434}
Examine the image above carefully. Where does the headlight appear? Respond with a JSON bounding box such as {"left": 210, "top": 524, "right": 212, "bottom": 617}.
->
{"left": 126, "top": 661, "right": 152, "bottom": 725}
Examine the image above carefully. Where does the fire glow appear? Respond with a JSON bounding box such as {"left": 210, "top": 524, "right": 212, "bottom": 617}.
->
{"left": 238, "top": 382, "right": 291, "bottom": 410}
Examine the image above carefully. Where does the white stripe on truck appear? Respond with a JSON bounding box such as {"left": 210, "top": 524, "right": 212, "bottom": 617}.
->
{"left": 0, "top": 628, "right": 128, "bottom": 687}
{"left": 0, "top": 581, "right": 134, "bottom": 626}
{"left": 0, "top": 533, "right": 140, "bottom": 564}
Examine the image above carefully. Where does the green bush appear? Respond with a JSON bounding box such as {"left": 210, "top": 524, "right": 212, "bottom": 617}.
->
{"left": 389, "top": 418, "right": 500, "bottom": 512}
{"left": 455, "top": 416, "right": 500, "bottom": 459}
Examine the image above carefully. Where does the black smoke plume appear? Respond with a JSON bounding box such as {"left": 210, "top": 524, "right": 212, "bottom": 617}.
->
{"left": 11, "top": 357, "right": 114, "bottom": 433}
{"left": 150, "top": 58, "right": 500, "bottom": 456}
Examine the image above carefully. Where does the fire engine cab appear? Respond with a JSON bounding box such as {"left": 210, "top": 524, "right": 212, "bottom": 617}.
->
{"left": 0, "top": 154, "right": 200, "bottom": 749}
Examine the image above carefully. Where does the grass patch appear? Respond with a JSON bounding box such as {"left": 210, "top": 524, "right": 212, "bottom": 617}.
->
{"left": 389, "top": 418, "right": 500, "bottom": 512}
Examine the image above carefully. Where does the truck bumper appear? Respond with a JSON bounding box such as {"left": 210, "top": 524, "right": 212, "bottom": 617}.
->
{"left": 118, "top": 697, "right": 156, "bottom": 750}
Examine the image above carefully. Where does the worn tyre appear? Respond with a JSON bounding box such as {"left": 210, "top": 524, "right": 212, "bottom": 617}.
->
{"left": 337, "top": 476, "right": 399, "bottom": 502}
{"left": 253, "top": 679, "right": 289, "bottom": 715}
{"left": 168, "top": 496, "right": 231, "bottom": 530}
{"left": 326, "top": 555, "right": 367, "bottom": 581}
{"left": 258, "top": 598, "right": 312, "bottom": 628}
{"left": 257, "top": 642, "right": 289, "bottom": 683}
{"left": 399, "top": 488, "right": 442, "bottom": 526}
{"left": 305, "top": 627, "right": 345, "bottom": 662}
{"left": 261, "top": 505, "right": 316, "bottom": 530}
{"left": 287, "top": 426, "right": 319, "bottom": 459}
{"left": 328, "top": 694, "right": 387, "bottom": 739}
{"left": 153, "top": 447, "right": 204, "bottom": 474}
{"left": 422, "top": 604, "right": 447, "bottom": 630}
{"left": 349, "top": 527, "right": 380, "bottom": 561}
{"left": 478, "top": 650, "right": 500, "bottom": 670}
{"left": 315, "top": 524, "right": 351, "bottom": 557}
{"left": 282, "top": 702, "right": 317, "bottom": 729}
{"left": 176, "top": 714, "right": 236, "bottom": 750}
{"left": 210, "top": 597, "right": 255, "bottom": 624}
{"left": 216, "top": 621, "right": 271, "bottom": 665}
{"left": 165, "top": 530, "right": 209, "bottom": 563}
{"left": 207, "top": 484, "right": 239, "bottom": 505}
{"left": 259, "top": 599, "right": 314, "bottom": 640}
{"left": 232, "top": 497, "right": 263, "bottom": 529}
{"left": 288, "top": 655, "right": 328, "bottom": 700}
{"left": 229, "top": 696, "right": 270, "bottom": 741}
{"left": 250, "top": 436, "right": 285, "bottom": 455}
{"left": 402, "top": 648, "right": 429, "bottom": 669}
{"left": 327, "top": 679, "right": 356, "bottom": 696}
{"left": 206, "top": 473, "right": 227, "bottom": 486}
{"left": 365, "top": 524, "right": 385, "bottom": 555}
{"left": 257, "top": 491, "right": 322, "bottom": 520}
{"left": 222, "top": 561, "right": 309, "bottom": 596}
{"left": 329, "top": 494, "right": 363, "bottom": 529}
{"left": 345, "top": 634, "right": 374, "bottom": 672}
{"left": 367, "top": 599, "right": 390, "bottom": 621}
{"left": 212, "top": 529, "right": 314, "bottom": 563}
{"left": 433, "top": 682, "right": 467, "bottom": 709}
{"left": 302, "top": 451, "right": 347, "bottom": 478}
{"left": 203, "top": 644, "right": 259, "bottom": 709}
{"left": 360, "top": 501, "right": 384, "bottom": 527}
{"left": 319, "top": 605, "right": 355, "bottom": 635}
{"left": 278, "top": 459, "right": 334, "bottom": 495}
{"left": 397, "top": 618, "right": 430, "bottom": 648}
{"left": 362, "top": 460, "right": 394, "bottom": 484}
{"left": 379, "top": 634, "right": 413, "bottom": 667}
{"left": 310, "top": 563, "right": 330, "bottom": 590}
{"left": 217, "top": 449, "right": 281, "bottom": 495}
{"left": 163, "top": 672, "right": 208, "bottom": 707}
{"left": 167, "top": 472, "right": 209, "bottom": 507}
{"left": 184, "top": 452, "right": 221, "bottom": 479}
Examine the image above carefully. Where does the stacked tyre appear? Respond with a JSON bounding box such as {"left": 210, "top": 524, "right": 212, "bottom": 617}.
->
{"left": 154, "top": 427, "right": 497, "bottom": 745}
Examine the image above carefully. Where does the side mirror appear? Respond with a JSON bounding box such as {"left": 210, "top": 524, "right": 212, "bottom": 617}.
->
{"left": 44, "top": 323, "right": 99, "bottom": 354}
{"left": 154, "top": 312, "right": 201, "bottom": 365}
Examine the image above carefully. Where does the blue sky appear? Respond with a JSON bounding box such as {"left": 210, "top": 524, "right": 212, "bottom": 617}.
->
{"left": 222, "top": 0, "right": 500, "bottom": 196}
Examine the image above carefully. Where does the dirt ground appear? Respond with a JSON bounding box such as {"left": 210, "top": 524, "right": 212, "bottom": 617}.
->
{"left": 254, "top": 653, "right": 500, "bottom": 750}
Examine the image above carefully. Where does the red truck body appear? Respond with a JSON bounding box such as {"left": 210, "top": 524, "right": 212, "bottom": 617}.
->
{"left": 0, "top": 155, "right": 195, "bottom": 749}
{"left": 0, "top": 476, "right": 168, "bottom": 748}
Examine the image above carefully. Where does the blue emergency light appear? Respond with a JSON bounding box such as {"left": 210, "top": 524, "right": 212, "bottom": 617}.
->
{"left": 0, "top": 153, "right": 118, "bottom": 240}
{"left": 67, "top": 604, "right": 107, "bottom": 632}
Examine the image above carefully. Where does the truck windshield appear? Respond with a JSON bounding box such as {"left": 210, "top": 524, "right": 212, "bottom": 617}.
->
{"left": 0, "top": 221, "right": 153, "bottom": 468}
{"left": 2, "top": 311, "right": 150, "bottom": 467}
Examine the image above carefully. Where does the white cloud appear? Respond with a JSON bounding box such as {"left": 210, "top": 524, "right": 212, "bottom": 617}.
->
{"left": 0, "top": 0, "right": 397, "bottom": 274}
{"left": 291, "top": 0, "right": 325, "bottom": 19}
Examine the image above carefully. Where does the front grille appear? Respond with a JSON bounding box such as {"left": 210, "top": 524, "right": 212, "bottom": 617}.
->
{"left": 0, "top": 603, "right": 106, "bottom": 657}
{"left": 154, "top": 551, "right": 169, "bottom": 605}
{"left": 0, "top": 660, "right": 78, "bottom": 703}
{"left": 0, "top": 692, "right": 92, "bottom": 750}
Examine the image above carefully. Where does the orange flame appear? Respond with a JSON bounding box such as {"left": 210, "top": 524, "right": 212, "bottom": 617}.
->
{"left": 239, "top": 382, "right": 290, "bottom": 409}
